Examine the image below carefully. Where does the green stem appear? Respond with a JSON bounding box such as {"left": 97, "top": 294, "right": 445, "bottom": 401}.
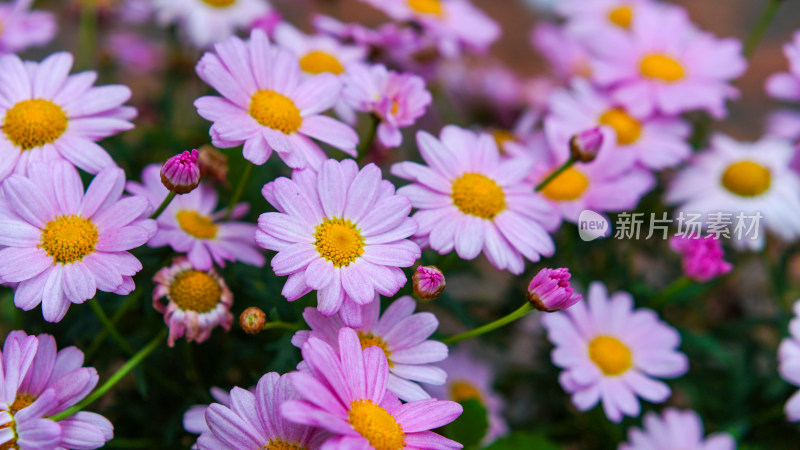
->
{"left": 650, "top": 276, "right": 693, "bottom": 309}
{"left": 357, "top": 114, "right": 379, "bottom": 163}
{"left": 744, "top": 0, "right": 784, "bottom": 57}
{"left": 51, "top": 329, "right": 167, "bottom": 422}
{"left": 535, "top": 157, "right": 576, "bottom": 192}
{"left": 443, "top": 303, "right": 534, "bottom": 345}
{"left": 225, "top": 163, "right": 254, "bottom": 220}
{"left": 262, "top": 320, "right": 303, "bottom": 332}
{"left": 86, "top": 290, "right": 143, "bottom": 360}
{"left": 88, "top": 298, "right": 135, "bottom": 355}
{"left": 76, "top": 1, "right": 98, "bottom": 71}
{"left": 150, "top": 191, "right": 176, "bottom": 220}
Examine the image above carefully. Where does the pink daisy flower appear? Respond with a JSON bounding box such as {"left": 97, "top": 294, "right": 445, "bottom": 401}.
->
{"left": 766, "top": 109, "right": 800, "bottom": 142}
{"left": 530, "top": 23, "right": 593, "bottom": 80}
{"left": 153, "top": 257, "right": 234, "bottom": 347}
{"left": 1, "top": 331, "right": 113, "bottom": 449}
{"left": 0, "top": 161, "right": 155, "bottom": 322}
{"left": 283, "top": 327, "right": 463, "bottom": 449}
{"left": 620, "top": 408, "right": 736, "bottom": 450}
{"left": 184, "top": 387, "right": 231, "bottom": 435}
{"left": 423, "top": 347, "right": 508, "bottom": 445}
{"left": 343, "top": 63, "right": 432, "bottom": 148}
{"left": 194, "top": 29, "right": 359, "bottom": 170}
{"left": 0, "top": 52, "right": 136, "bottom": 183}
{"left": 669, "top": 234, "right": 732, "bottom": 283}
{"left": 256, "top": 159, "right": 420, "bottom": 328}
{"left": 0, "top": 0, "right": 56, "bottom": 55}
{"left": 544, "top": 80, "right": 691, "bottom": 170}
{"left": 292, "top": 295, "right": 448, "bottom": 402}
{"left": 556, "top": 0, "right": 664, "bottom": 37}
{"left": 196, "top": 372, "right": 324, "bottom": 450}
{"left": 589, "top": 5, "right": 746, "bottom": 118}
{"left": 766, "top": 31, "right": 800, "bottom": 103}
{"left": 127, "top": 164, "right": 265, "bottom": 271}
{"left": 359, "top": 0, "right": 500, "bottom": 58}
{"left": 779, "top": 301, "right": 800, "bottom": 421}
{"left": 541, "top": 282, "right": 689, "bottom": 422}
{"left": 391, "top": 126, "right": 558, "bottom": 275}
{"left": 152, "top": 0, "right": 271, "bottom": 48}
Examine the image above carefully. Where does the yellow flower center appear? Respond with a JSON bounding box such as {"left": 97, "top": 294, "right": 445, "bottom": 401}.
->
{"left": 451, "top": 173, "right": 506, "bottom": 220}
{"left": 588, "top": 336, "right": 632, "bottom": 376}
{"left": 300, "top": 51, "right": 345, "bottom": 75}
{"left": 348, "top": 399, "right": 405, "bottom": 450}
{"left": 449, "top": 381, "right": 482, "bottom": 404}
{"left": 314, "top": 218, "right": 365, "bottom": 268}
{"left": 3, "top": 99, "right": 68, "bottom": 150}
{"left": 608, "top": 5, "right": 633, "bottom": 28}
{"left": 721, "top": 160, "right": 771, "bottom": 197}
{"left": 177, "top": 210, "right": 218, "bottom": 240}
{"left": 408, "top": 0, "right": 443, "bottom": 16}
{"left": 38, "top": 215, "right": 98, "bottom": 264}
{"left": 262, "top": 440, "right": 305, "bottom": 450}
{"left": 358, "top": 332, "right": 393, "bottom": 367}
{"left": 201, "top": 0, "right": 236, "bottom": 7}
{"left": 169, "top": 270, "right": 222, "bottom": 313}
{"left": 599, "top": 108, "right": 642, "bottom": 146}
{"left": 540, "top": 167, "right": 589, "bottom": 201}
{"left": 249, "top": 90, "right": 302, "bottom": 134}
{"left": 639, "top": 54, "right": 685, "bottom": 82}
{"left": 491, "top": 130, "right": 515, "bottom": 155}
{"left": 0, "top": 394, "right": 38, "bottom": 450}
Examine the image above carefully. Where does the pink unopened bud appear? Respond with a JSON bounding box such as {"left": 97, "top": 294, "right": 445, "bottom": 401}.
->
{"left": 670, "top": 234, "right": 732, "bottom": 282}
{"left": 569, "top": 127, "right": 603, "bottom": 163}
{"left": 412, "top": 265, "right": 446, "bottom": 300}
{"left": 527, "top": 268, "right": 582, "bottom": 312}
{"left": 161, "top": 149, "right": 200, "bottom": 194}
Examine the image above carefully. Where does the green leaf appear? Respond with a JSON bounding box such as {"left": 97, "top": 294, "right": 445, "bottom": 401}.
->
{"left": 484, "top": 431, "right": 560, "bottom": 450}
{"left": 444, "top": 398, "right": 489, "bottom": 447}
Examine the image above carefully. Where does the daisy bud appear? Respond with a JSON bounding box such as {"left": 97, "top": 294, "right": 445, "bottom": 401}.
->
{"left": 412, "top": 265, "right": 446, "bottom": 300}
{"left": 161, "top": 149, "right": 200, "bottom": 194}
{"left": 527, "top": 268, "right": 582, "bottom": 312}
{"left": 569, "top": 127, "right": 603, "bottom": 163}
{"left": 197, "top": 145, "right": 229, "bottom": 186}
{"left": 240, "top": 307, "right": 267, "bottom": 334}
{"left": 670, "top": 234, "right": 732, "bottom": 282}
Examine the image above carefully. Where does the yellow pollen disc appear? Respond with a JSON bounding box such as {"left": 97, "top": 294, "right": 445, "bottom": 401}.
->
{"left": 608, "top": 5, "right": 633, "bottom": 28}
{"left": 358, "top": 332, "right": 393, "bottom": 367}
{"left": 9, "top": 394, "right": 36, "bottom": 415}
{"left": 588, "top": 336, "right": 632, "bottom": 376}
{"left": 263, "top": 440, "right": 306, "bottom": 450}
{"left": 408, "top": 0, "right": 443, "bottom": 16}
{"left": 450, "top": 381, "right": 482, "bottom": 404}
{"left": 249, "top": 90, "right": 302, "bottom": 134}
{"left": 348, "top": 399, "right": 405, "bottom": 450}
{"left": 177, "top": 210, "right": 218, "bottom": 239}
{"left": 38, "top": 215, "right": 98, "bottom": 264}
{"left": 721, "top": 160, "right": 771, "bottom": 197}
{"left": 540, "top": 167, "right": 589, "bottom": 202}
{"left": 3, "top": 99, "right": 68, "bottom": 150}
{"left": 451, "top": 173, "right": 506, "bottom": 220}
{"left": 639, "top": 54, "right": 685, "bottom": 82}
{"left": 169, "top": 270, "right": 222, "bottom": 313}
{"left": 491, "top": 130, "right": 515, "bottom": 156}
{"left": 300, "top": 51, "right": 345, "bottom": 75}
{"left": 201, "top": 0, "right": 236, "bottom": 7}
{"left": 599, "top": 108, "right": 642, "bottom": 146}
{"left": 314, "top": 218, "right": 365, "bottom": 268}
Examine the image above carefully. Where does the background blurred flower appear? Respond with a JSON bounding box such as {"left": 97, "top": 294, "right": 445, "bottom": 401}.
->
{"left": 0, "top": 0, "right": 56, "bottom": 55}
{"left": 669, "top": 234, "right": 732, "bottom": 282}
{"left": 619, "top": 408, "right": 736, "bottom": 450}
{"left": 151, "top": 0, "right": 271, "bottom": 48}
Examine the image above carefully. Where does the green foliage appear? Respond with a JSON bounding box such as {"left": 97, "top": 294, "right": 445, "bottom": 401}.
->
{"left": 444, "top": 399, "right": 490, "bottom": 448}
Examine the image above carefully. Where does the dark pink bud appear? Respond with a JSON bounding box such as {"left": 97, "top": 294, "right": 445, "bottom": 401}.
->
{"left": 412, "top": 265, "right": 446, "bottom": 300}
{"left": 161, "top": 149, "right": 200, "bottom": 194}
{"left": 670, "top": 234, "right": 732, "bottom": 282}
{"left": 569, "top": 127, "right": 603, "bottom": 163}
{"left": 527, "top": 268, "right": 582, "bottom": 312}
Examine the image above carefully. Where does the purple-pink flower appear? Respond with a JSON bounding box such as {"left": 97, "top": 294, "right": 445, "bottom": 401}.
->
{"left": 256, "top": 158, "right": 420, "bottom": 328}
{"left": 292, "top": 296, "right": 448, "bottom": 402}
{"left": 0, "top": 161, "right": 155, "bottom": 322}
{"left": 620, "top": 408, "right": 736, "bottom": 450}
{"left": 161, "top": 149, "right": 201, "bottom": 194}
{"left": 343, "top": 63, "right": 432, "bottom": 148}
{"left": 766, "top": 31, "right": 800, "bottom": 102}
{"left": 780, "top": 301, "right": 800, "bottom": 421}
{"left": 153, "top": 257, "right": 234, "bottom": 347}
{"left": 1, "top": 331, "right": 113, "bottom": 449}
{"left": 283, "top": 327, "right": 463, "bottom": 449}
{"left": 0, "top": 52, "right": 136, "bottom": 183}
{"left": 391, "top": 126, "right": 558, "bottom": 275}
{"left": 670, "top": 234, "right": 732, "bottom": 282}
{"left": 541, "top": 282, "right": 689, "bottom": 422}
{"left": 183, "top": 387, "right": 230, "bottom": 436}
{"left": 127, "top": 164, "right": 264, "bottom": 271}
{"left": 0, "top": 0, "right": 56, "bottom": 55}
{"left": 194, "top": 29, "right": 359, "bottom": 170}
{"left": 527, "top": 267, "right": 582, "bottom": 312}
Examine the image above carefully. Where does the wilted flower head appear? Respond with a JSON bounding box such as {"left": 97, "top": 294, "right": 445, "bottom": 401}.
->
{"left": 670, "top": 234, "right": 732, "bottom": 282}
{"left": 413, "top": 265, "right": 446, "bottom": 300}
{"left": 161, "top": 149, "right": 201, "bottom": 194}
{"left": 527, "top": 267, "right": 582, "bottom": 312}
{"left": 239, "top": 306, "right": 267, "bottom": 334}
{"left": 569, "top": 127, "right": 603, "bottom": 163}
{"left": 197, "top": 146, "right": 229, "bottom": 186}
